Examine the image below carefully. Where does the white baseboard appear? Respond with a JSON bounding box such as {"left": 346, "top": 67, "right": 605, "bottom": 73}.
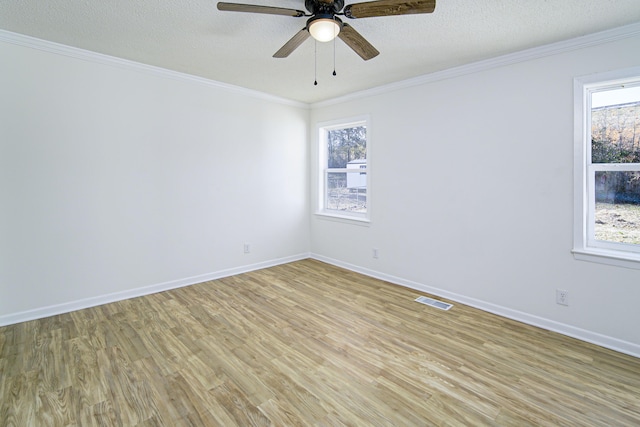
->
{"left": 0, "top": 253, "right": 310, "bottom": 327}
{"left": 310, "top": 253, "right": 640, "bottom": 359}
{"left": 5, "top": 252, "right": 638, "bottom": 359}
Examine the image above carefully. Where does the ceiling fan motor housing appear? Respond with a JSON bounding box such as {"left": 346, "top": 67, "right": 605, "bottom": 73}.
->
{"left": 305, "top": 0, "right": 344, "bottom": 15}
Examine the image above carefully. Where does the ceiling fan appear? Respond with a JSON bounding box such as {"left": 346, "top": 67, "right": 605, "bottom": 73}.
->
{"left": 217, "top": 0, "right": 436, "bottom": 61}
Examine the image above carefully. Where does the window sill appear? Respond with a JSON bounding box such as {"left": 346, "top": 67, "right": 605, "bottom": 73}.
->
{"left": 572, "top": 247, "right": 640, "bottom": 270}
{"left": 314, "top": 211, "right": 371, "bottom": 226}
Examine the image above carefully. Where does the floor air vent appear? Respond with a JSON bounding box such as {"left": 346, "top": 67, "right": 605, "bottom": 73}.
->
{"left": 415, "top": 296, "right": 453, "bottom": 311}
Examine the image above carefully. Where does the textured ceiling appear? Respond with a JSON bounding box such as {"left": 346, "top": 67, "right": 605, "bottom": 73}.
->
{"left": 1, "top": 0, "right": 639, "bottom": 104}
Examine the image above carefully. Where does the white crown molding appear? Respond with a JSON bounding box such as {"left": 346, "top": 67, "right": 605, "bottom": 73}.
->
{"left": 3, "top": 22, "right": 639, "bottom": 110}
{"left": 312, "top": 22, "right": 640, "bottom": 108}
{"left": 310, "top": 253, "right": 640, "bottom": 359}
{"left": 0, "top": 253, "right": 310, "bottom": 327}
{"left": 0, "top": 29, "right": 308, "bottom": 109}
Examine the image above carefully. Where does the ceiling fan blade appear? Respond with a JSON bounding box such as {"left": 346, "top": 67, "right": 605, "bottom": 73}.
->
{"left": 344, "top": 0, "right": 435, "bottom": 19}
{"left": 338, "top": 23, "right": 379, "bottom": 60}
{"left": 217, "top": 2, "right": 306, "bottom": 17}
{"left": 273, "top": 28, "right": 311, "bottom": 58}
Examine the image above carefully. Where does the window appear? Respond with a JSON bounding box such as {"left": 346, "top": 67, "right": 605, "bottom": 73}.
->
{"left": 574, "top": 67, "right": 640, "bottom": 268}
{"left": 317, "top": 117, "right": 370, "bottom": 222}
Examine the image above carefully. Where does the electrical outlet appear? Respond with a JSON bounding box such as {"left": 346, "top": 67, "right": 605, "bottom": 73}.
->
{"left": 372, "top": 248, "right": 379, "bottom": 259}
{"left": 244, "top": 243, "right": 250, "bottom": 254}
{"left": 556, "top": 289, "right": 569, "bottom": 306}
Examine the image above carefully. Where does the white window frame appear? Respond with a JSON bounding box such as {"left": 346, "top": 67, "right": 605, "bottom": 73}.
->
{"left": 573, "top": 67, "right": 640, "bottom": 269}
{"left": 316, "top": 116, "right": 371, "bottom": 223}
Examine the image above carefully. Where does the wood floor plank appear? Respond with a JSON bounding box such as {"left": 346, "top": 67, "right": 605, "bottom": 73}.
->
{"left": 1, "top": 370, "right": 39, "bottom": 427}
{"left": 258, "top": 398, "right": 307, "bottom": 426}
{"left": 1, "top": 259, "right": 640, "bottom": 426}
{"left": 209, "top": 380, "right": 271, "bottom": 427}
{"left": 37, "top": 386, "right": 76, "bottom": 426}
{"left": 259, "top": 360, "right": 328, "bottom": 422}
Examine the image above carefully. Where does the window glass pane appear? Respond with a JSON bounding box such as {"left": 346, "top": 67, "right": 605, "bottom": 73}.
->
{"left": 327, "top": 126, "right": 366, "bottom": 168}
{"left": 594, "top": 171, "right": 640, "bottom": 244}
{"left": 327, "top": 172, "right": 367, "bottom": 212}
{"left": 591, "top": 86, "right": 640, "bottom": 163}
{"left": 324, "top": 123, "right": 367, "bottom": 215}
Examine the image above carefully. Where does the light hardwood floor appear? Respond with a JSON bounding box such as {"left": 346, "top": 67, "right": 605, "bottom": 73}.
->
{"left": 1, "top": 259, "right": 639, "bottom": 426}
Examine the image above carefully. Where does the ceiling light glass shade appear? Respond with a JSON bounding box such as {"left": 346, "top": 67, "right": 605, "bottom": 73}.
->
{"left": 308, "top": 18, "right": 341, "bottom": 42}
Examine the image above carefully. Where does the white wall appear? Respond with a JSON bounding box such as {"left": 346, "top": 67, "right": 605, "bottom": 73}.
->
{"left": 0, "top": 37, "right": 310, "bottom": 323}
{"left": 310, "top": 33, "right": 640, "bottom": 356}
{"left": 2, "top": 27, "right": 639, "bottom": 357}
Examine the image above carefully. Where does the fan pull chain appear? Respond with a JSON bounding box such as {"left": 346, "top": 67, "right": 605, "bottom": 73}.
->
{"left": 333, "top": 22, "right": 337, "bottom": 76}
{"left": 314, "top": 40, "right": 318, "bottom": 86}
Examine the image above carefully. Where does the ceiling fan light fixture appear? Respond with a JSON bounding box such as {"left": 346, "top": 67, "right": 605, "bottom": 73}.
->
{"left": 308, "top": 17, "right": 341, "bottom": 42}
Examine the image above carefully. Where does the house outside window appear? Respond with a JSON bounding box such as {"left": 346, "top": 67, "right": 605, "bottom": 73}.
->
{"left": 317, "top": 117, "right": 370, "bottom": 222}
{"left": 573, "top": 67, "right": 640, "bottom": 268}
